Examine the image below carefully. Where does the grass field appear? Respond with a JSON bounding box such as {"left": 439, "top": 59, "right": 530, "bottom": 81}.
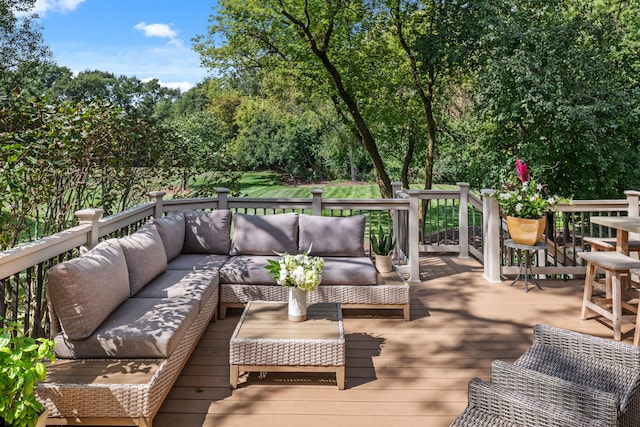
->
{"left": 236, "top": 171, "right": 455, "bottom": 198}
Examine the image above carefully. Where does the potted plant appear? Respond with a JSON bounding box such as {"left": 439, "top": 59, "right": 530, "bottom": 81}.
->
{"left": 0, "top": 321, "right": 55, "bottom": 427}
{"left": 493, "top": 159, "right": 560, "bottom": 245}
{"left": 371, "top": 224, "right": 397, "bottom": 273}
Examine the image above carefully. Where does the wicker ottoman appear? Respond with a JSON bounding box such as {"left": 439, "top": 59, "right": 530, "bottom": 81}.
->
{"left": 229, "top": 301, "right": 346, "bottom": 390}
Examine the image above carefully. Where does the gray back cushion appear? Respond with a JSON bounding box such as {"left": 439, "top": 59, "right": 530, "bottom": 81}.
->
{"left": 230, "top": 213, "right": 299, "bottom": 255}
{"left": 118, "top": 225, "right": 168, "bottom": 295}
{"left": 299, "top": 214, "right": 366, "bottom": 256}
{"left": 183, "top": 210, "right": 232, "bottom": 254}
{"left": 152, "top": 212, "right": 185, "bottom": 261}
{"left": 46, "top": 239, "right": 130, "bottom": 340}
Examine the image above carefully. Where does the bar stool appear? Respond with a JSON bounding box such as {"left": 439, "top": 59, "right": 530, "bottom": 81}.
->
{"left": 578, "top": 251, "right": 640, "bottom": 341}
{"left": 582, "top": 237, "right": 640, "bottom": 295}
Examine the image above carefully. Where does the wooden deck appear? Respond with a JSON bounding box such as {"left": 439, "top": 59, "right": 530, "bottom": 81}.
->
{"left": 153, "top": 255, "right": 630, "bottom": 427}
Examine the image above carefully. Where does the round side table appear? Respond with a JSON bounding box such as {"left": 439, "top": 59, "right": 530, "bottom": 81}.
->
{"left": 504, "top": 239, "right": 547, "bottom": 292}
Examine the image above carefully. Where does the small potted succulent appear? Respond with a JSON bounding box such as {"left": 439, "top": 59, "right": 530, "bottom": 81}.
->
{"left": 0, "top": 321, "right": 55, "bottom": 427}
{"left": 371, "top": 224, "right": 397, "bottom": 273}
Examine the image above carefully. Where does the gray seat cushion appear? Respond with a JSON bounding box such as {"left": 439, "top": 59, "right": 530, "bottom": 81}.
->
{"left": 46, "top": 239, "right": 130, "bottom": 340}
{"left": 320, "top": 257, "right": 378, "bottom": 285}
{"left": 219, "top": 255, "right": 279, "bottom": 284}
{"left": 52, "top": 297, "right": 199, "bottom": 359}
{"left": 166, "top": 254, "right": 229, "bottom": 271}
{"left": 118, "top": 225, "right": 168, "bottom": 295}
{"left": 229, "top": 213, "right": 299, "bottom": 255}
{"left": 299, "top": 214, "right": 366, "bottom": 256}
{"left": 152, "top": 212, "right": 185, "bottom": 261}
{"left": 183, "top": 209, "right": 232, "bottom": 254}
{"left": 133, "top": 269, "right": 219, "bottom": 311}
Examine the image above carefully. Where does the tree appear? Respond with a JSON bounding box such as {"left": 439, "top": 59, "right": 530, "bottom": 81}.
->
{"left": 0, "top": 0, "right": 51, "bottom": 94}
{"left": 388, "top": 0, "right": 489, "bottom": 190}
{"left": 50, "top": 70, "right": 181, "bottom": 117}
{"left": 195, "top": 0, "right": 397, "bottom": 196}
{"left": 0, "top": 90, "right": 176, "bottom": 248}
{"left": 195, "top": 0, "right": 490, "bottom": 196}
{"left": 475, "top": 0, "right": 640, "bottom": 198}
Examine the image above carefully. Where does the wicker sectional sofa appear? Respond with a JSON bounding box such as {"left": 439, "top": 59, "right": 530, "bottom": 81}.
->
{"left": 37, "top": 209, "right": 409, "bottom": 426}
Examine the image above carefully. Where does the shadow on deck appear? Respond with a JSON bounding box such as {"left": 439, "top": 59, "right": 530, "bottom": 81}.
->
{"left": 154, "top": 255, "right": 625, "bottom": 427}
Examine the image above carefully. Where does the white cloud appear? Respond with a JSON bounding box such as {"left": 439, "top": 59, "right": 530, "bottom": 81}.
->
{"left": 134, "top": 22, "right": 184, "bottom": 48}
{"left": 146, "top": 79, "right": 192, "bottom": 93}
{"left": 30, "top": 0, "right": 86, "bottom": 15}
{"left": 134, "top": 22, "right": 177, "bottom": 39}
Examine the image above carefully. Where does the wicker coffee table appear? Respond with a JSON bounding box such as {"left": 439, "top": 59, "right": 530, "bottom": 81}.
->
{"left": 229, "top": 301, "right": 346, "bottom": 390}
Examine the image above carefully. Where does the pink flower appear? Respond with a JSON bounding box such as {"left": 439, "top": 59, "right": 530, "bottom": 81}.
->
{"left": 515, "top": 158, "right": 529, "bottom": 183}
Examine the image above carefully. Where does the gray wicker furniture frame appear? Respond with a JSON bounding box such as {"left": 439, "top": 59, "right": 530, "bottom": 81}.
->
{"left": 450, "top": 378, "right": 609, "bottom": 427}
{"left": 220, "top": 269, "right": 410, "bottom": 320}
{"left": 229, "top": 301, "right": 346, "bottom": 390}
{"left": 36, "top": 291, "right": 218, "bottom": 427}
{"left": 451, "top": 324, "right": 640, "bottom": 427}
{"left": 514, "top": 324, "right": 640, "bottom": 427}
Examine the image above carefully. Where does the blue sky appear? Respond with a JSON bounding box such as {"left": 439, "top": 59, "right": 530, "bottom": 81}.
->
{"left": 34, "top": 0, "right": 218, "bottom": 91}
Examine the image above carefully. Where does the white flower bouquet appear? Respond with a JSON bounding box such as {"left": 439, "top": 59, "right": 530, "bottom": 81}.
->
{"left": 265, "top": 247, "right": 324, "bottom": 292}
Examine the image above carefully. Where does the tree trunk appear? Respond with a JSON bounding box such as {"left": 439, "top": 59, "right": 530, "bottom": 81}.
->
{"left": 349, "top": 144, "right": 358, "bottom": 182}
{"left": 423, "top": 64, "right": 436, "bottom": 191}
{"left": 281, "top": 4, "right": 393, "bottom": 198}
{"left": 401, "top": 132, "right": 416, "bottom": 189}
{"left": 320, "top": 54, "right": 392, "bottom": 197}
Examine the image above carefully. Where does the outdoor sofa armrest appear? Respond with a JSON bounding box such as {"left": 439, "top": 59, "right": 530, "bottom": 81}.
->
{"left": 491, "top": 360, "right": 619, "bottom": 426}
{"left": 450, "top": 378, "right": 609, "bottom": 427}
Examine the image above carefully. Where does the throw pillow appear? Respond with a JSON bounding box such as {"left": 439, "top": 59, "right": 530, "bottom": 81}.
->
{"left": 230, "top": 212, "right": 299, "bottom": 255}
{"left": 183, "top": 209, "right": 232, "bottom": 254}
{"left": 298, "top": 214, "right": 366, "bottom": 256}
{"left": 46, "top": 239, "right": 130, "bottom": 340}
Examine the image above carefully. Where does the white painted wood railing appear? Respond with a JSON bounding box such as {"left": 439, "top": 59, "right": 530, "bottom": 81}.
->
{"left": 481, "top": 190, "right": 640, "bottom": 282}
{"left": 3, "top": 180, "right": 640, "bottom": 336}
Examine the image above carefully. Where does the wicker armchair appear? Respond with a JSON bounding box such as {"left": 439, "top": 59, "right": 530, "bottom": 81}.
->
{"left": 451, "top": 324, "right": 640, "bottom": 427}
{"left": 450, "top": 378, "right": 608, "bottom": 427}
{"left": 514, "top": 324, "right": 640, "bottom": 427}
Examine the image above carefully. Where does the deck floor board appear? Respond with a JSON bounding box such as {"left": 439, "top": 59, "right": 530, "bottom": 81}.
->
{"left": 153, "top": 255, "right": 627, "bottom": 427}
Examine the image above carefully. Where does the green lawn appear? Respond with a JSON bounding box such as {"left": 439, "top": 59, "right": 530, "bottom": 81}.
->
{"left": 237, "top": 171, "right": 382, "bottom": 198}
{"left": 236, "top": 171, "right": 455, "bottom": 198}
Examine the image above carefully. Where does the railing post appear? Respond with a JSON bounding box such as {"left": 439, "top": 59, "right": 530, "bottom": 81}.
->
{"left": 392, "top": 182, "right": 403, "bottom": 258}
{"left": 626, "top": 190, "right": 640, "bottom": 217}
{"left": 147, "top": 191, "right": 166, "bottom": 219}
{"left": 311, "top": 189, "right": 323, "bottom": 215}
{"left": 625, "top": 190, "right": 640, "bottom": 244}
{"left": 75, "top": 208, "right": 104, "bottom": 252}
{"left": 217, "top": 188, "right": 230, "bottom": 210}
{"left": 392, "top": 181, "right": 402, "bottom": 198}
{"left": 406, "top": 190, "right": 421, "bottom": 283}
{"left": 482, "top": 189, "right": 502, "bottom": 283}
{"left": 458, "top": 182, "right": 470, "bottom": 258}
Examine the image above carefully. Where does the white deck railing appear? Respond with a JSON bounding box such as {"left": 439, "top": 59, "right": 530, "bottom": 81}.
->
{"left": 481, "top": 189, "right": 640, "bottom": 282}
{"left": 4, "top": 184, "right": 458, "bottom": 334}
{"left": 3, "top": 181, "right": 640, "bottom": 336}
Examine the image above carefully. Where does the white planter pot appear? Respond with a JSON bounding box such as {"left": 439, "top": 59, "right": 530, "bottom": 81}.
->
{"left": 288, "top": 287, "right": 307, "bottom": 321}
